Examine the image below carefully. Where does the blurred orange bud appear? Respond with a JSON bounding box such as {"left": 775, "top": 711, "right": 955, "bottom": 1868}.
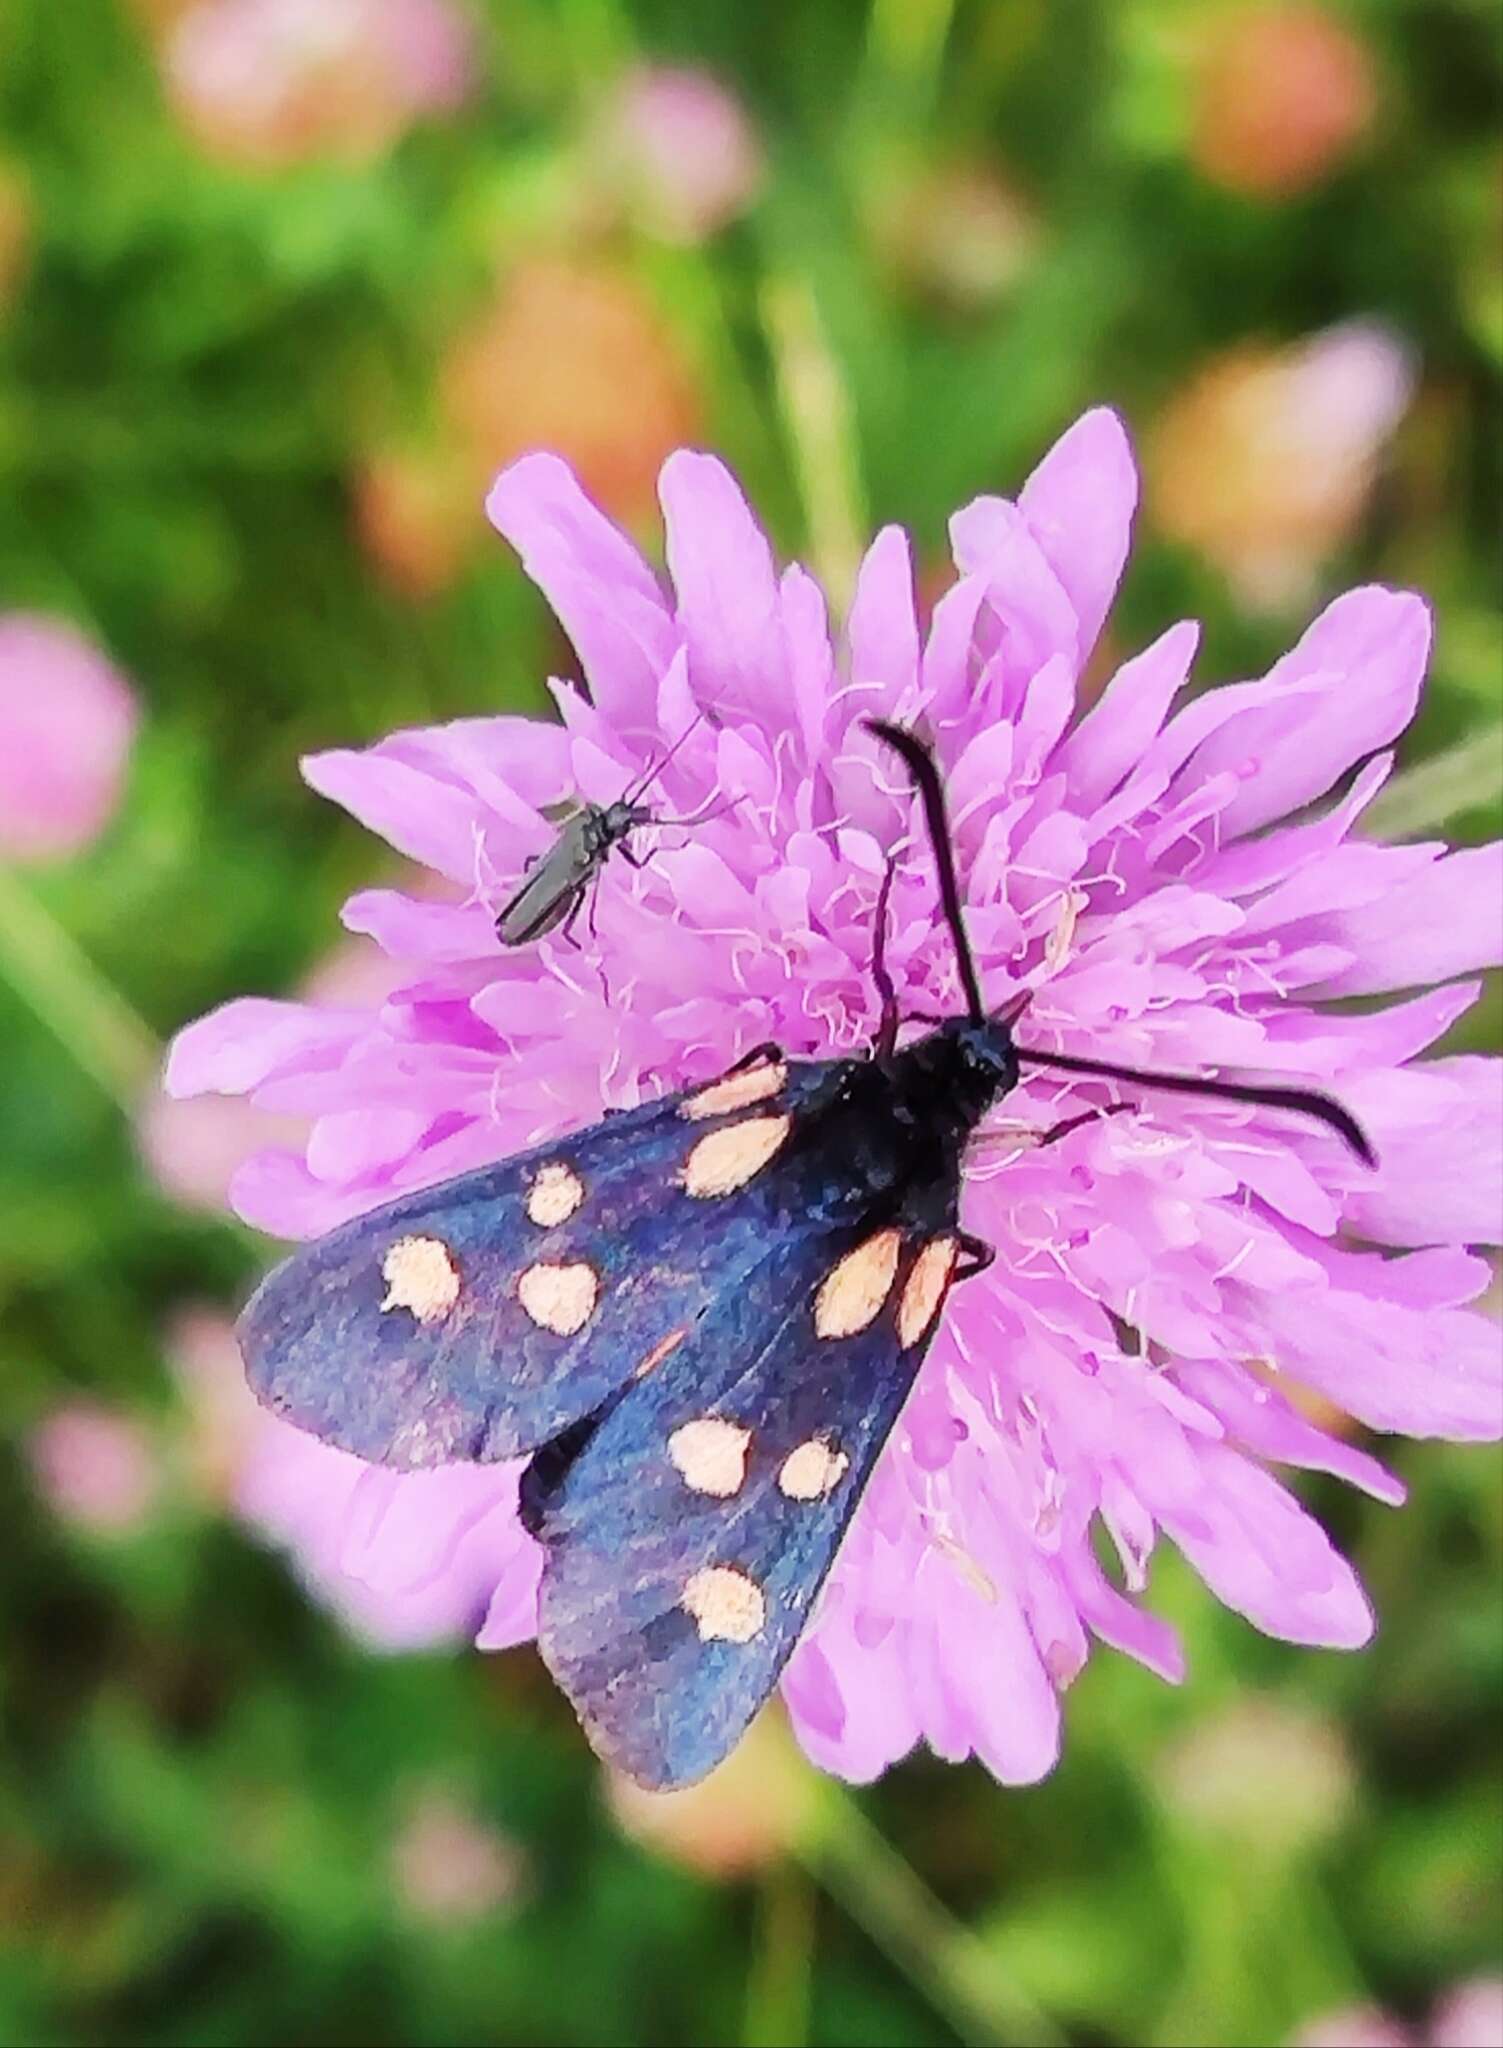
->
{"left": 1192, "top": 5, "right": 1378, "bottom": 198}
{"left": 605, "top": 1709, "right": 813, "bottom": 1881}
{"left": 1147, "top": 321, "right": 1413, "bottom": 611}
{"left": 390, "top": 1784, "right": 528, "bottom": 1925}
{"left": 353, "top": 441, "right": 478, "bottom": 600}
{"left": 440, "top": 257, "right": 700, "bottom": 533}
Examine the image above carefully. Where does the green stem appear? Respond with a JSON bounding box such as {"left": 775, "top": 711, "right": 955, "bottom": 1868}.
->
{"left": 864, "top": 0, "right": 958, "bottom": 116}
{"left": 743, "top": 1859, "right": 816, "bottom": 2048}
{"left": 760, "top": 274, "right": 868, "bottom": 621}
{"left": 0, "top": 864, "right": 160, "bottom": 1108}
{"left": 796, "top": 1782, "right": 1064, "bottom": 2048}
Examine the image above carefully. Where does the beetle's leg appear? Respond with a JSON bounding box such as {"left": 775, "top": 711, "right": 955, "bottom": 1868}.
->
{"left": 557, "top": 890, "right": 586, "bottom": 951}
{"left": 618, "top": 838, "right": 649, "bottom": 871}
{"left": 585, "top": 869, "right": 604, "bottom": 947}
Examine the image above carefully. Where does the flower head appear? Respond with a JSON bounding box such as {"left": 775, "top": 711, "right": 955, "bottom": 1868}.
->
{"left": 166, "top": 411, "right": 1502, "bottom": 1785}
{"left": 0, "top": 615, "right": 138, "bottom": 862}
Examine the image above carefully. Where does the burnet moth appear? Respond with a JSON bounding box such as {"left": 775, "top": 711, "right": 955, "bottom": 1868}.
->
{"left": 239, "top": 721, "right": 1373, "bottom": 1788}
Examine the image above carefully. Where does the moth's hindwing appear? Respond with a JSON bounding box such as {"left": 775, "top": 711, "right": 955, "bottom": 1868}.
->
{"left": 529, "top": 1206, "right": 964, "bottom": 1789}
{"left": 236, "top": 1056, "right": 852, "bottom": 1470}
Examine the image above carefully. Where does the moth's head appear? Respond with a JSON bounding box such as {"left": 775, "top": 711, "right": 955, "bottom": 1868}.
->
{"left": 954, "top": 1015, "right": 1021, "bottom": 1098}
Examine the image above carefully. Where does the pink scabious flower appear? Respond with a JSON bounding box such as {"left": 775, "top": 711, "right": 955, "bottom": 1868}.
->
{"left": 165, "top": 411, "right": 1503, "bottom": 1785}
{"left": 0, "top": 615, "right": 138, "bottom": 862}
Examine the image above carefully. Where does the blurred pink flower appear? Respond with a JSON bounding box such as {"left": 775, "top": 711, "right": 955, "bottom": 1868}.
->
{"left": 167, "top": 413, "right": 1502, "bottom": 1785}
{"left": 1430, "top": 1979, "right": 1503, "bottom": 2048}
{"left": 166, "top": 0, "right": 475, "bottom": 166}
{"left": 1149, "top": 321, "right": 1415, "bottom": 611}
{"left": 1293, "top": 1977, "right": 1503, "bottom": 2048}
{"left": 600, "top": 65, "right": 763, "bottom": 243}
{"left": 389, "top": 1784, "right": 526, "bottom": 1923}
{"left": 1192, "top": 4, "right": 1378, "bottom": 199}
{"left": 1293, "top": 2011, "right": 1412, "bottom": 2048}
{"left": 28, "top": 1403, "right": 159, "bottom": 1535}
{"left": 168, "top": 1306, "right": 534, "bottom": 1649}
{"left": 0, "top": 616, "right": 137, "bottom": 862}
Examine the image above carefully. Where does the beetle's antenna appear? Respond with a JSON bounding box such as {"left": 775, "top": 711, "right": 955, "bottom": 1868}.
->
{"left": 1015, "top": 1046, "right": 1376, "bottom": 1165}
{"left": 624, "top": 714, "right": 704, "bottom": 805}
{"left": 865, "top": 719, "right": 986, "bottom": 1025}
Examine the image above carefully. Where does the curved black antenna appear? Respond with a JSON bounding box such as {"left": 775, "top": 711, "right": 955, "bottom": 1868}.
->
{"left": 1017, "top": 1046, "right": 1377, "bottom": 1166}
{"left": 865, "top": 719, "right": 986, "bottom": 1025}
{"left": 623, "top": 713, "right": 704, "bottom": 806}
{"left": 870, "top": 855, "right": 900, "bottom": 1061}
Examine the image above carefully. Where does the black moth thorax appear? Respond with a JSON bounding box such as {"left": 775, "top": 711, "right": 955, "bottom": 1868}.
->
{"left": 786, "top": 1015, "right": 1021, "bottom": 1231}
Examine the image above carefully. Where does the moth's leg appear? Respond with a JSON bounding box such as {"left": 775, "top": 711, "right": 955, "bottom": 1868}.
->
{"left": 954, "top": 1230, "right": 995, "bottom": 1281}
{"left": 718, "top": 1040, "right": 785, "bottom": 1077}
{"left": 871, "top": 857, "right": 901, "bottom": 1062}
{"left": 1035, "top": 1101, "right": 1134, "bottom": 1149}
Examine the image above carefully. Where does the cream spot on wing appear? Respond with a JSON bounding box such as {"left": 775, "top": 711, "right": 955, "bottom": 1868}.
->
{"left": 778, "top": 1437, "right": 849, "bottom": 1501}
{"left": 681, "top": 1061, "right": 788, "bottom": 1121}
{"left": 898, "top": 1235, "right": 959, "bottom": 1348}
{"left": 680, "top": 1565, "right": 766, "bottom": 1643}
{"left": 668, "top": 1417, "right": 751, "bottom": 1497}
{"left": 635, "top": 1328, "right": 687, "bottom": 1380}
{"left": 526, "top": 1161, "right": 585, "bottom": 1227}
{"left": 517, "top": 1260, "right": 599, "bottom": 1336}
{"left": 380, "top": 1236, "right": 461, "bottom": 1323}
{"left": 813, "top": 1227, "right": 903, "bottom": 1339}
{"left": 681, "top": 1114, "right": 792, "bottom": 1198}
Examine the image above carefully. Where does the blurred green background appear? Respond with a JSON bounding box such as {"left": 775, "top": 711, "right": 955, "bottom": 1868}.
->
{"left": 1, "top": 1, "right": 1499, "bottom": 2043}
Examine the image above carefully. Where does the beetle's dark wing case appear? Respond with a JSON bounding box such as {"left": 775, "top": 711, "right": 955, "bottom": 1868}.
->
{"left": 237, "top": 1057, "right": 857, "bottom": 1470}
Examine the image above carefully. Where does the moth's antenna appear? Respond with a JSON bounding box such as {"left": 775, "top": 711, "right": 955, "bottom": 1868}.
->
{"left": 624, "top": 714, "right": 704, "bottom": 805}
{"left": 865, "top": 719, "right": 986, "bottom": 1025}
{"left": 1016, "top": 1045, "right": 1377, "bottom": 1165}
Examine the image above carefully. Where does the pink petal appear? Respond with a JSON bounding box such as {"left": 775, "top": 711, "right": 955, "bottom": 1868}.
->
{"left": 1155, "top": 1445, "right": 1375, "bottom": 1648}
{"left": 1058, "top": 620, "right": 1199, "bottom": 808}
{"left": 165, "top": 999, "right": 365, "bottom": 1100}
{"left": 1341, "top": 1057, "right": 1503, "bottom": 1248}
{"left": 846, "top": 525, "right": 920, "bottom": 703}
{"left": 302, "top": 748, "right": 491, "bottom": 883}
{"left": 1176, "top": 586, "right": 1430, "bottom": 839}
{"left": 659, "top": 450, "right": 783, "bottom": 718}
{"left": 1304, "top": 842, "right": 1503, "bottom": 997}
{"left": 1017, "top": 406, "right": 1138, "bottom": 655}
{"left": 486, "top": 453, "right": 677, "bottom": 725}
